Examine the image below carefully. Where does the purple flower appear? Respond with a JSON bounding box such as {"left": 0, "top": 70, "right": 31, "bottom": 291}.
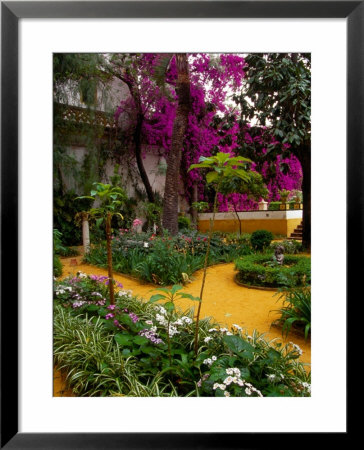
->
{"left": 105, "top": 313, "right": 114, "bottom": 320}
{"left": 129, "top": 312, "right": 139, "bottom": 323}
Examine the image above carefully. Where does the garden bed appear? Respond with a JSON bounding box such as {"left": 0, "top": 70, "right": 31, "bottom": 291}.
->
{"left": 235, "top": 254, "right": 311, "bottom": 289}
{"left": 54, "top": 271, "right": 311, "bottom": 397}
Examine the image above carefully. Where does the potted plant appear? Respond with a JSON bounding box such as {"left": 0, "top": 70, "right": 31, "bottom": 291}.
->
{"left": 278, "top": 189, "right": 290, "bottom": 210}
{"left": 291, "top": 190, "right": 303, "bottom": 209}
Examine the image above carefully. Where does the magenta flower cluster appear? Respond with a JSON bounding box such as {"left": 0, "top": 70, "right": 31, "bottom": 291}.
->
{"left": 114, "top": 53, "right": 302, "bottom": 211}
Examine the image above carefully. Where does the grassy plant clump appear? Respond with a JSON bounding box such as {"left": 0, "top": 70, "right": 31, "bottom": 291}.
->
{"left": 272, "top": 286, "right": 311, "bottom": 340}
{"left": 235, "top": 254, "right": 311, "bottom": 288}
{"left": 54, "top": 275, "right": 311, "bottom": 397}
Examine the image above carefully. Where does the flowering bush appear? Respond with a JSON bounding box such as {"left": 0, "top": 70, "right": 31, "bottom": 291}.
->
{"left": 132, "top": 218, "right": 143, "bottom": 228}
{"left": 84, "top": 230, "right": 253, "bottom": 286}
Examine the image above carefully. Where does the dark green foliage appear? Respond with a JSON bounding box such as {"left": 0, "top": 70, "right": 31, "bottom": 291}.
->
{"left": 273, "top": 286, "right": 311, "bottom": 339}
{"left": 250, "top": 229, "right": 274, "bottom": 252}
{"left": 270, "top": 239, "right": 303, "bottom": 254}
{"left": 178, "top": 215, "right": 192, "bottom": 230}
{"left": 268, "top": 202, "right": 281, "bottom": 210}
{"left": 53, "top": 254, "right": 63, "bottom": 277}
{"left": 235, "top": 254, "right": 310, "bottom": 288}
{"left": 54, "top": 191, "right": 93, "bottom": 246}
{"left": 53, "top": 229, "right": 65, "bottom": 277}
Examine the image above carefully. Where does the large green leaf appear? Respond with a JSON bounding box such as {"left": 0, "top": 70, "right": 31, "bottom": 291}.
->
{"left": 206, "top": 171, "right": 219, "bottom": 184}
{"left": 114, "top": 333, "right": 132, "bottom": 346}
{"left": 149, "top": 294, "right": 166, "bottom": 303}
{"left": 223, "top": 334, "right": 255, "bottom": 355}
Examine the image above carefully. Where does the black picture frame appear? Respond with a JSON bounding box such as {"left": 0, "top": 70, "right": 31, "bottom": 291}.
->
{"left": 1, "top": 1, "right": 357, "bottom": 448}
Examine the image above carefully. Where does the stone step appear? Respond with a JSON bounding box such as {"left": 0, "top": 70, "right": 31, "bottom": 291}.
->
{"left": 290, "top": 233, "right": 302, "bottom": 238}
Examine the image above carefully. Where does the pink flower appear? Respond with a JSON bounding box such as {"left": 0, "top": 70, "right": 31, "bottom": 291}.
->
{"left": 132, "top": 218, "right": 142, "bottom": 227}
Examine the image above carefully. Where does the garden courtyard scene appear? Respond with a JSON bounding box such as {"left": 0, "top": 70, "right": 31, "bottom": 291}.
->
{"left": 54, "top": 53, "right": 311, "bottom": 398}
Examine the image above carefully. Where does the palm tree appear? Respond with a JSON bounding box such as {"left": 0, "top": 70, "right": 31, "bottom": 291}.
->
{"left": 162, "top": 54, "right": 191, "bottom": 235}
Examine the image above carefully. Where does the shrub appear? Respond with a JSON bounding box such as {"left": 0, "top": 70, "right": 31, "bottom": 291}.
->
{"left": 235, "top": 254, "right": 311, "bottom": 288}
{"left": 250, "top": 230, "right": 274, "bottom": 252}
{"left": 268, "top": 201, "right": 281, "bottom": 211}
{"left": 54, "top": 254, "right": 63, "bottom": 277}
{"left": 270, "top": 239, "right": 303, "bottom": 254}
{"left": 178, "top": 215, "right": 191, "bottom": 230}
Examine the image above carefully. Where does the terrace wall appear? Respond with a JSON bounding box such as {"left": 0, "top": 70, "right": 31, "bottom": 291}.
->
{"left": 197, "top": 210, "right": 302, "bottom": 237}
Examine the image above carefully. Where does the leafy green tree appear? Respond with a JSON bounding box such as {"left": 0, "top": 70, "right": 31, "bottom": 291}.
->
{"left": 219, "top": 172, "right": 268, "bottom": 235}
{"left": 76, "top": 182, "right": 125, "bottom": 304}
{"left": 236, "top": 53, "right": 311, "bottom": 249}
{"left": 188, "top": 152, "right": 252, "bottom": 354}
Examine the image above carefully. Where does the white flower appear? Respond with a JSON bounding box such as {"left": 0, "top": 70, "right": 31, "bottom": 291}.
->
{"left": 168, "top": 325, "right": 179, "bottom": 337}
{"left": 233, "top": 368, "right": 241, "bottom": 377}
{"left": 118, "top": 290, "right": 132, "bottom": 297}
{"left": 173, "top": 319, "right": 183, "bottom": 326}
{"left": 267, "top": 374, "right": 277, "bottom": 382}
{"left": 204, "top": 336, "right": 212, "bottom": 343}
{"left": 224, "top": 391, "right": 230, "bottom": 397}
{"left": 289, "top": 342, "right": 303, "bottom": 355}
{"left": 208, "top": 328, "right": 218, "bottom": 332}
{"left": 155, "top": 314, "right": 167, "bottom": 326}
{"left": 145, "top": 320, "right": 153, "bottom": 325}
{"left": 213, "top": 383, "right": 226, "bottom": 391}
{"left": 182, "top": 316, "right": 192, "bottom": 324}
{"left": 226, "top": 368, "right": 234, "bottom": 375}
{"left": 245, "top": 387, "right": 252, "bottom": 396}
{"left": 78, "top": 272, "right": 87, "bottom": 278}
{"left": 232, "top": 324, "right": 242, "bottom": 330}
{"left": 224, "top": 376, "right": 234, "bottom": 386}
{"left": 203, "top": 358, "right": 213, "bottom": 366}
{"left": 219, "top": 327, "right": 228, "bottom": 333}
{"left": 211, "top": 356, "right": 217, "bottom": 361}
{"left": 226, "top": 332, "right": 233, "bottom": 336}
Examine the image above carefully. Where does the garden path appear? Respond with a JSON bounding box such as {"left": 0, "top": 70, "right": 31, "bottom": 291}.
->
{"left": 54, "top": 255, "right": 311, "bottom": 396}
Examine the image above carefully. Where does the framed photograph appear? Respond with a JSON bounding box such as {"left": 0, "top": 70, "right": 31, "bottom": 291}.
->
{"left": 1, "top": 1, "right": 357, "bottom": 448}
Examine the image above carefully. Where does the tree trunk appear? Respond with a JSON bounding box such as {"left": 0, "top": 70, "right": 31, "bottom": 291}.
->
{"left": 162, "top": 54, "right": 191, "bottom": 235}
{"left": 191, "top": 182, "right": 198, "bottom": 227}
{"left": 122, "top": 73, "right": 155, "bottom": 204}
{"left": 232, "top": 201, "right": 242, "bottom": 235}
{"left": 134, "top": 111, "right": 155, "bottom": 203}
{"left": 297, "top": 144, "right": 311, "bottom": 251}
{"left": 105, "top": 212, "right": 115, "bottom": 305}
{"left": 82, "top": 212, "right": 90, "bottom": 254}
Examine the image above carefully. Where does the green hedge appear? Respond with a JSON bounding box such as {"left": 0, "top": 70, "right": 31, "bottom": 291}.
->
{"left": 235, "top": 254, "right": 311, "bottom": 288}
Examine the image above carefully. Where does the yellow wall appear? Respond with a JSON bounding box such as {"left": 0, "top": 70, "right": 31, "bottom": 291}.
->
{"left": 198, "top": 218, "right": 301, "bottom": 237}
